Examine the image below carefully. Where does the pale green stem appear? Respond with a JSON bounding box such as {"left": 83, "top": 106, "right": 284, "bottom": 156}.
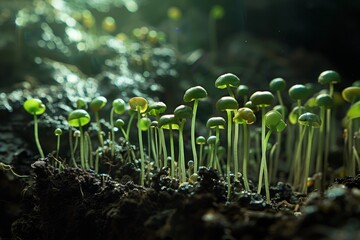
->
{"left": 79, "top": 124, "right": 86, "bottom": 169}
{"left": 302, "top": 127, "right": 314, "bottom": 194}
{"left": 56, "top": 135, "right": 60, "bottom": 159}
{"left": 69, "top": 129, "right": 78, "bottom": 167}
{"left": 95, "top": 112, "right": 104, "bottom": 148}
{"left": 233, "top": 123, "right": 239, "bottom": 179}
{"left": 169, "top": 127, "right": 175, "bottom": 179}
{"left": 85, "top": 132, "right": 93, "bottom": 169}
{"left": 34, "top": 114, "right": 44, "bottom": 159}
{"left": 137, "top": 110, "right": 145, "bottom": 186}
{"left": 315, "top": 107, "right": 325, "bottom": 191}
{"left": 243, "top": 124, "right": 250, "bottom": 192}
{"left": 191, "top": 100, "right": 199, "bottom": 172}
{"left": 110, "top": 108, "right": 115, "bottom": 157}
{"left": 293, "top": 126, "right": 306, "bottom": 189}
{"left": 126, "top": 112, "right": 135, "bottom": 142}
{"left": 226, "top": 110, "right": 233, "bottom": 201}
{"left": 257, "top": 107, "right": 266, "bottom": 194}
{"left": 150, "top": 127, "right": 159, "bottom": 169}
{"left": 257, "top": 128, "right": 273, "bottom": 205}
{"left": 178, "top": 123, "right": 186, "bottom": 182}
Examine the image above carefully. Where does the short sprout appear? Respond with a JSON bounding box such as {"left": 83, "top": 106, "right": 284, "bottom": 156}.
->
{"left": 68, "top": 109, "right": 91, "bottom": 127}
{"left": 112, "top": 99, "right": 126, "bottom": 114}
{"left": 273, "top": 105, "right": 288, "bottom": 117}
{"left": 90, "top": 96, "right": 107, "bottom": 112}
{"left": 342, "top": 86, "right": 360, "bottom": 103}
{"left": 269, "top": 78, "right": 286, "bottom": 92}
{"left": 129, "top": 97, "right": 148, "bottom": 113}
{"left": 183, "top": 86, "right": 207, "bottom": 102}
{"left": 215, "top": 73, "right": 240, "bottom": 89}
{"left": 249, "top": 91, "right": 274, "bottom": 107}
{"left": 288, "top": 106, "right": 305, "bottom": 124}
{"left": 233, "top": 107, "right": 256, "bottom": 124}
{"left": 24, "top": 99, "right": 46, "bottom": 115}
{"left": 288, "top": 84, "right": 308, "bottom": 101}
{"left": 318, "top": 70, "right": 341, "bottom": 85}
{"left": 298, "top": 112, "right": 321, "bottom": 128}
{"left": 216, "top": 96, "right": 238, "bottom": 112}
{"left": 206, "top": 117, "right": 226, "bottom": 129}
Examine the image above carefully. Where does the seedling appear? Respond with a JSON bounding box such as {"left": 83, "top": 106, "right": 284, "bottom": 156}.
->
{"left": 90, "top": 96, "right": 107, "bottom": 148}
{"left": 54, "top": 128, "right": 62, "bottom": 159}
{"left": 269, "top": 77, "right": 286, "bottom": 180}
{"left": 174, "top": 105, "right": 193, "bottom": 182}
{"left": 148, "top": 102, "right": 167, "bottom": 167}
{"left": 206, "top": 116, "right": 226, "bottom": 172}
{"left": 233, "top": 107, "right": 256, "bottom": 192}
{"left": 158, "top": 114, "right": 179, "bottom": 179}
{"left": 262, "top": 110, "right": 286, "bottom": 202}
{"left": 196, "top": 136, "right": 206, "bottom": 167}
{"left": 298, "top": 112, "right": 321, "bottom": 194}
{"left": 23, "top": 98, "right": 46, "bottom": 159}
{"left": 249, "top": 91, "right": 274, "bottom": 200}
{"left": 216, "top": 96, "right": 238, "bottom": 199}
{"left": 110, "top": 98, "right": 126, "bottom": 157}
{"left": 236, "top": 84, "right": 249, "bottom": 105}
{"left": 68, "top": 109, "right": 91, "bottom": 169}
{"left": 129, "top": 97, "right": 148, "bottom": 186}
{"left": 183, "top": 86, "right": 208, "bottom": 173}
{"left": 315, "top": 93, "right": 333, "bottom": 191}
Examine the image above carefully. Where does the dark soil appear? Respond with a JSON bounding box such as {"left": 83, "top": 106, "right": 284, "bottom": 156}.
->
{"left": 5, "top": 160, "right": 360, "bottom": 240}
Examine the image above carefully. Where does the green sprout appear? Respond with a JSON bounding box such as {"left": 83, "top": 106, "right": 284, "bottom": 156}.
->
{"left": 315, "top": 93, "right": 333, "bottom": 192}
{"left": 174, "top": 105, "right": 193, "bottom": 182}
{"left": 249, "top": 91, "right": 274, "bottom": 199}
{"left": 110, "top": 98, "right": 126, "bottom": 157}
{"left": 342, "top": 86, "right": 360, "bottom": 176}
{"left": 216, "top": 96, "right": 238, "bottom": 200}
{"left": 158, "top": 114, "right": 179, "bottom": 179}
{"left": 206, "top": 135, "right": 217, "bottom": 170}
{"left": 68, "top": 109, "right": 91, "bottom": 169}
{"left": 298, "top": 112, "right": 321, "bottom": 194}
{"left": 23, "top": 98, "right": 46, "bottom": 159}
{"left": 183, "top": 86, "right": 208, "bottom": 173}
{"left": 147, "top": 102, "right": 167, "bottom": 167}
{"left": 215, "top": 73, "right": 240, "bottom": 97}
{"left": 233, "top": 107, "right": 256, "bottom": 192}
{"left": 129, "top": 97, "right": 148, "bottom": 186}
{"left": 54, "top": 128, "right": 63, "bottom": 159}
{"left": 269, "top": 77, "right": 286, "bottom": 180}
{"left": 90, "top": 96, "right": 107, "bottom": 148}
{"left": 196, "top": 136, "right": 206, "bottom": 167}
{"left": 206, "top": 116, "right": 226, "bottom": 172}
{"left": 262, "top": 110, "right": 286, "bottom": 202}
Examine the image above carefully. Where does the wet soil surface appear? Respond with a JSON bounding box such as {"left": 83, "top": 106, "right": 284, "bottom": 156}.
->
{"left": 4, "top": 160, "right": 360, "bottom": 240}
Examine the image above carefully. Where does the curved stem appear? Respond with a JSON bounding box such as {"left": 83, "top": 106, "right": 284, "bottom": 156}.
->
{"left": 56, "top": 135, "right": 60, "bottom": 159}
{"left": 257, "top": 107, "right": 266, "bottom": 194}
{"left": 233, "top": 123, "right": 239, "bottom": 179}
{"left": 34, "top": 114, "right": 44, "bottom": 159}
{"left": 69, "top": 129, "right": 78, "bottom": 167}
{"left": 126, "top": 111, "right": 135, "bottom": 142}
{"left": 258, "top": 130, "right": 272, "bottom": 203}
